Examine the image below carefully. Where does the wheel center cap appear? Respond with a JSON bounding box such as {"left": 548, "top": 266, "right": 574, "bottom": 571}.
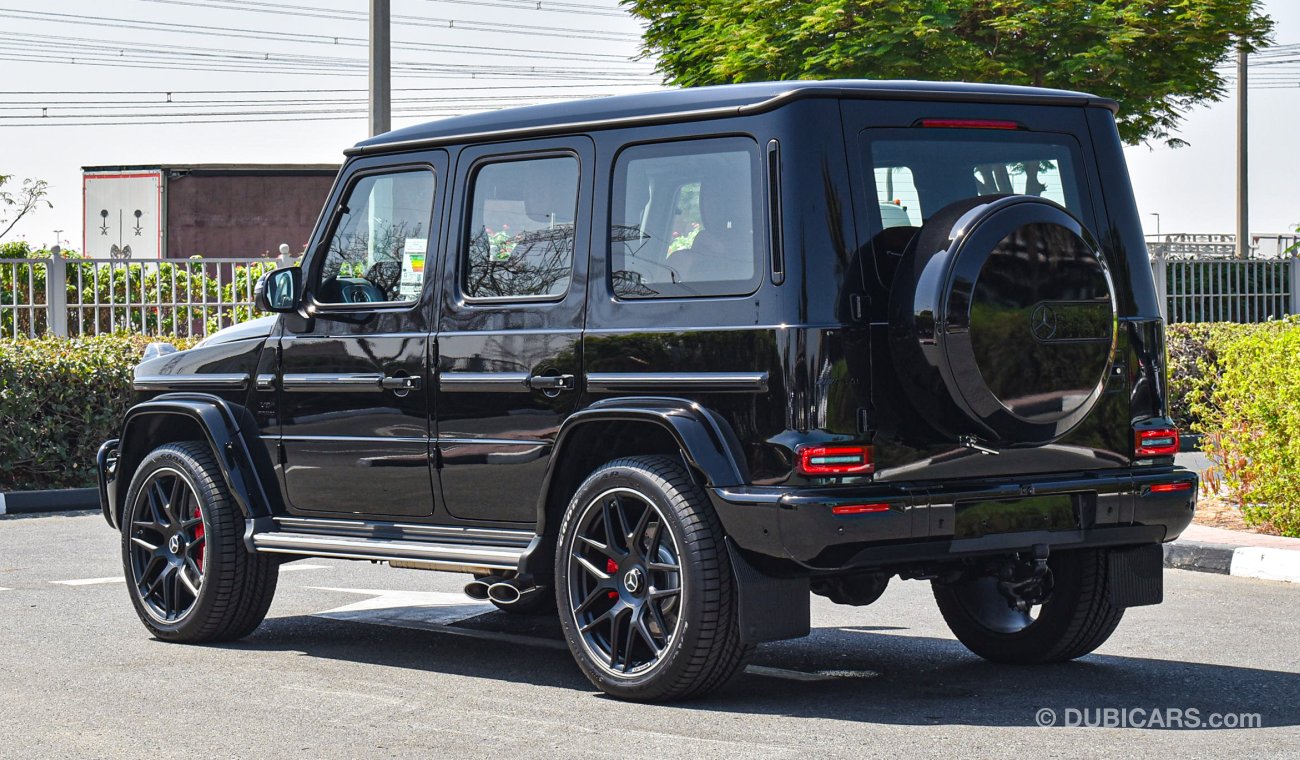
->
{"left": 168, "top": 534, "right": 184, "bottom": 555}
{"left": 623, "top": 567, "right": 644, "bottom": 594}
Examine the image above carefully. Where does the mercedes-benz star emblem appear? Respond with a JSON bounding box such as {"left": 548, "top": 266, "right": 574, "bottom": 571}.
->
{"left": 168, "top": 534, "right": 182, "bottom": 554}
{"left": 1030, "top": 303, "right": 1058, "bottom": 340}
{"left": 623, "top": 568, "right": 643, "bottom": 594}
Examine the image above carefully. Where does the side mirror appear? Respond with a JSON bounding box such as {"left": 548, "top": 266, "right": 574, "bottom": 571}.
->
{"left": 254, "top": 267, "right": 303, "bottom": 313}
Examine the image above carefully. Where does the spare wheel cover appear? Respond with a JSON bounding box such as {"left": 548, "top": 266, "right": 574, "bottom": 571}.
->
{"left": 891, "top": 195, "right": 1117, "bottom": 445}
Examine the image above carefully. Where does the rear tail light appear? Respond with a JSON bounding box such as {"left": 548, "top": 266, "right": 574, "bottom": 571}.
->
{"left": 1134, "top": 427, "right": 1179, "bottom": 457}
{"left": 831, "top": 503, "right": 890, "bottom": 515}
{"left": 797, "top": 444, "right": 874, "bottom": 476}
{"left": 1148, "top": 481, "right": 1192, "bottom": 493}
{"left": 918, "top": 118, "right": 1022, "bottom": 130}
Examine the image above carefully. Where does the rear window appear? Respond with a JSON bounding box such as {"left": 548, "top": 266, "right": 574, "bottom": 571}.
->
{"left": 865, "top": 129, "right": 1088, "bottom": 230}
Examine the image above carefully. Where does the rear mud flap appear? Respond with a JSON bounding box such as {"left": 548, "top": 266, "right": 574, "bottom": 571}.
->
{"left": 1106, "top": 543, "right": 1164, "bottom": 608}
{"left": 726, "top": 539, "right": 810, "bottom": 643}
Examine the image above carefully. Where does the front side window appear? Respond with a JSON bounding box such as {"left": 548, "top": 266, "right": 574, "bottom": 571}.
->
{"left": 611, "top": 138, "right": 762, "bottom": 299}
{"left": 316, "top": 170, "right": 435, "bottom": 305}
{"left": 463, "top": 155, "right": 579, "bottom": 300}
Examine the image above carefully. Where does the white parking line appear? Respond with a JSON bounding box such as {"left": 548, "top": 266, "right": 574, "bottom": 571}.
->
{"left": 50, "top": 576, "right": 125, "bottom": 586}
{"left": 309, "top": 587, "right": 568, "bottom": 650}
{"left": 0, "top": 587, "right": 11, "bottom": 592}
{"left": 279, "top": 564, "right": 331, "bottom": 574}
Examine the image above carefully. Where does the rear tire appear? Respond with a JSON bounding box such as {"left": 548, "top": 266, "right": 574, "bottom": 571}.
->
{"left": 555, "top": 455, "right": 753, "bottom": 701}
{"left": 121, "top": 442, "right": 279, "bottom": 643}
{"left": 932, "top": 547, "right": 1123, "bottom": 664}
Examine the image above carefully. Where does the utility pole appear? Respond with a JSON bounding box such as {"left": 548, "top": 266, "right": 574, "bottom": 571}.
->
{"left": 370, "top": 0, "right": 391, "bottom": 137}
{"left": 1236, "top": 43, "right": 1249, "bottom": 259}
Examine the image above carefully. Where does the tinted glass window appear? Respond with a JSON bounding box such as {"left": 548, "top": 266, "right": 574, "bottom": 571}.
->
{"left": 867, "top": 131, "right": 1086, "bottom": 229}
{"left": 316, "top": 170, "right": 435, "bottom": 304}
{"left": 463, "top": 156, "right": 579, "bottom": 300}
{"left": 611, "top": 138, "right": 762, "bottom": 299}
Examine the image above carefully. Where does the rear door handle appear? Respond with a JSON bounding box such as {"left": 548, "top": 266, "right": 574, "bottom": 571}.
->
{"left": 527, "top": 374, "right": 574, "bottom": 391}
{"left": 380, "top": 375, "right": 422, "bottom": 391}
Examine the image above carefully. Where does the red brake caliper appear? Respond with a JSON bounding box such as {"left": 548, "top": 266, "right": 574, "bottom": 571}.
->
{"left": 193, "top": 505, "right": 205, "bottom": 572}
{"left": 606, "top": 558, "right": 619, "bottom": 599}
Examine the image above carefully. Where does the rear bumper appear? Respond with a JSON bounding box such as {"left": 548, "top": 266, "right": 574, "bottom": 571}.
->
{"left": 96, "top": 439, "right": 120, "bottom": 529}
{"left": 710, "top": 467, "right": 1196, "bottom": 573}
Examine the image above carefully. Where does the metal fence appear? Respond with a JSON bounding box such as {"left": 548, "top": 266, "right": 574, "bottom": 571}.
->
{"left": 1151, "top": 254, "right": 1300, "bottom": 324}
{"left": 0, "top": 255, "right": 287, "bottom": 339}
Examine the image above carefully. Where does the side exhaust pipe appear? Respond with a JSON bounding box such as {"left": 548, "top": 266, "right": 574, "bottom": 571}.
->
{"left": 486, "top": 578, "right": 541, "bottom": 606}
{"left": 464, "top": 576, "right": 503, "bottom": 600}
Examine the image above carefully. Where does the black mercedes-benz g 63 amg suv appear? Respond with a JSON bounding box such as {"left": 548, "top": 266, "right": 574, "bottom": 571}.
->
{"left": 98, "top": 80, "right": 1195, "bottom": 702}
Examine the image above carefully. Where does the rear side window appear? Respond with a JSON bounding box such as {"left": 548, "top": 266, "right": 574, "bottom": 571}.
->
{"left": 463, "top": 155, "right": 579, "bottom": 301}
{"left": 611, "top": 137, "right": 762, "bottom": 299}
{"left": 866, "top": 130, "right": 1088, "bottom": 229}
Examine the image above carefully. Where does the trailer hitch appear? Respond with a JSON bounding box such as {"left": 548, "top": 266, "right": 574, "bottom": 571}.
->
{"left": 997, "top": 543, "right": 1053, "bottom": 612}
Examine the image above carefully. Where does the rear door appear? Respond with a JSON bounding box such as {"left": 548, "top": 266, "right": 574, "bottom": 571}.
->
{"left": 434, "top": 137, "right": 592, "bottom": 524}
{"left": 277, "top": 151, "right": 446, "bottom": 517}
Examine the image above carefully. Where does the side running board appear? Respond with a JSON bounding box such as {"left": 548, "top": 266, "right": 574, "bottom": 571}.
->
{"left": 249, "top": 517, "right": 532, "bottom": 574}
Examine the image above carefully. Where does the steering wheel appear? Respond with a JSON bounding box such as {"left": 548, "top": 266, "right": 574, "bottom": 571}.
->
{"left": 320, "top": 276, "right": 387, "bottom": 304}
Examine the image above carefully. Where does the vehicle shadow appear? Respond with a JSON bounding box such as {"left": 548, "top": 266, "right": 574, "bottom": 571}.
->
{"left": 224, "top": 612, "right": 1300, "bottom": 729}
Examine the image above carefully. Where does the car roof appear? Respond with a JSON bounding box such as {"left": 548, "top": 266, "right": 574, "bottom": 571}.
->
{"left": 349, "top": 79, "right": 1117, "bottom": 156}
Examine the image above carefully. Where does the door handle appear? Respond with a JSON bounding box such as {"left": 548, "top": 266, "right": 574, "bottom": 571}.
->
{"left": 380, "top": 375, "right": 422, "bottom": 391}
{"left": 527, "top": 374, "right": 575, "bottom": 391}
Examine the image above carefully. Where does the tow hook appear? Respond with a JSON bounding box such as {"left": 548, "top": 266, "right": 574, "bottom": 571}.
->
{"left": 997, "top": 543, "right": 1053, "bottom": 612}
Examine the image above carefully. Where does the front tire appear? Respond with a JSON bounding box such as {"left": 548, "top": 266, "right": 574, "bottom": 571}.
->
{"left": 555, "top": 456, "right": 752, "bottom": 701}
{"left": 121, "top": 442, "right": 279, "bottom": 643}
{"left": 932, "top": 547, "right": 1124, "bottom": 664}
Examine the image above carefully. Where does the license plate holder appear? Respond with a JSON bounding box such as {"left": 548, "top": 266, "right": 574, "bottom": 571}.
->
{"left": 954, "top": 493, "right": 1080, "bottom": 540}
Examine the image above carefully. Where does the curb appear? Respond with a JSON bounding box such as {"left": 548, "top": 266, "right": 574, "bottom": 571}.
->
{"left": 1164, "top": 540, "right": 1300, "bottom": 584}
{"left": 0, "top": 488, "right": 99, "bottom": 516}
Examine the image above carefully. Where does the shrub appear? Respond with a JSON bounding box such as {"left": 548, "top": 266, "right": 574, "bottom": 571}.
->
{"left": 0, "top": 334, "right": 195, "bottom": 491}
{"left": 1190, "top": 318, "right": 1300, "bottom": 537}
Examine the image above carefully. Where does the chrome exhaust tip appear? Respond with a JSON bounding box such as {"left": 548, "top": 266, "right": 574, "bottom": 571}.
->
{"left": 464, "top": 577, "right": 498, "bottom": 600}
{"left": 487, "top": 579, "right": 539, "bottom": 605}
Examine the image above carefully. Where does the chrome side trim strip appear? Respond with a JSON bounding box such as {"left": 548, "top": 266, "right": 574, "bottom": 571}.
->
{"left": 273, "top": 516, "right": 533, "bottom": 546}
{"left": 438, "top": 372, "right": 530, "bottom": 392}
{"left": 282, "top": 373, "right": 383, "bottom": 392}
{"left": 251, "top": 532, "right": 525, "bottom": 570}
{"left": 586, "top": 371, "right": 769, "bottom": 393}
{"left": 134, "top": 373, "right": 249, "bottom": 391}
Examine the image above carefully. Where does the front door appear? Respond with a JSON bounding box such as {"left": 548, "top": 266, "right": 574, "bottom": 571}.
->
{"left": 435, "top": 138, "right": 592, "bottom": 523}
{"left": 277, "top": 151, "right": 447, "bottom": 518}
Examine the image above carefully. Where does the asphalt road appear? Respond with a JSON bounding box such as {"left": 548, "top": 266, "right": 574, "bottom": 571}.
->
{"left": 1, "top": 511, "right": 1297, "bottom": 759}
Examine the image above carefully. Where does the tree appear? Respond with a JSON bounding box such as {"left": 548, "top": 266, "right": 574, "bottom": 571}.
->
{"left": 624, "top": 0, "right": 1273, "bottom": 146}
{"left": 0, "top": 174, "right": 53, "bottom": 239}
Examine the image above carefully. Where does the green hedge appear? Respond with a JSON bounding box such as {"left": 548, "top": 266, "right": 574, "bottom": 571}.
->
{"left": 1171, "top": 318, "right": 1300, "bottom": 537}
{"left": 0, "top": 335, "right": 194, "bottom": 492}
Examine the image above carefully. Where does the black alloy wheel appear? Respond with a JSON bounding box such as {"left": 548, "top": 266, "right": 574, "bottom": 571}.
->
{"left": 127, "top": 466, "right": 207, "bottom": 623}
{"left": 121, "top": 442, "right": 279, "bottom": 643}
{"left": 556, "top": 456, "right": 752, "bottom": 701}
{"left": 567, "top": 486, "right": 684, "bottom": 675}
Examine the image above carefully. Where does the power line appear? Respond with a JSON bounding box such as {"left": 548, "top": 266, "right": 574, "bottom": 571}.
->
{"left": 127, "top": 0, "right": 640, "bottom": 41}
{"left": 0, "top": 32, "right": 651, "bottom": 75}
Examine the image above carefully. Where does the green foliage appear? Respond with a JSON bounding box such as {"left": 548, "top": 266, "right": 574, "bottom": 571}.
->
{"left": 1181, "top": 318, "right": 1300, "bottom": 536}
{"left": 0, "top": 335, "right": 197, "bottom": 491}
{"left": 624, "top": 0, "right": 1274, "bottom": 145}
{"left": 0, "top": 173, "right": 52, "bottom": 239}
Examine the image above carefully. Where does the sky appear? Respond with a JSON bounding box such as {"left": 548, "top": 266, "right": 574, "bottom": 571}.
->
{"left": 1, "top": 0, "right": 1297, "bottom": 250}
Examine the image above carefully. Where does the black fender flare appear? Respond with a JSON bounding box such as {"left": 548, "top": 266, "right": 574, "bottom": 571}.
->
{"left": 517, "top": 396, "right": 749, "bottom": 575}
{"left": 110, "top": 393, "right": 277, "bottom": 528}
